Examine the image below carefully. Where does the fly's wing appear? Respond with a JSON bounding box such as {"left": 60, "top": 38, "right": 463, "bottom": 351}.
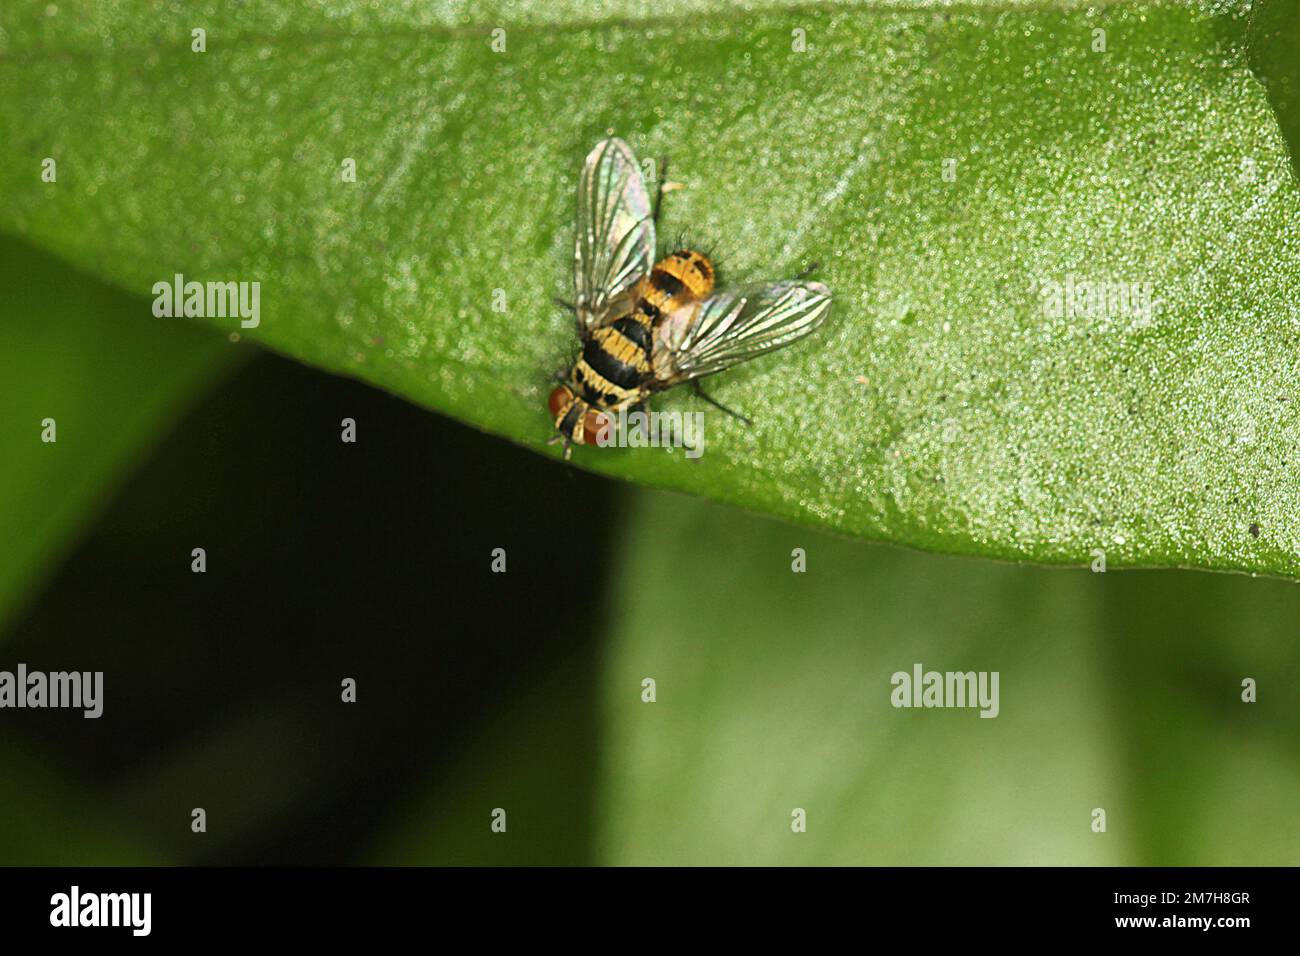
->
{"left": 574, "top": 137, "right": 655, "bottom": 336}
{"left": 652, "top": 280, "right": 832, "bottom": 385}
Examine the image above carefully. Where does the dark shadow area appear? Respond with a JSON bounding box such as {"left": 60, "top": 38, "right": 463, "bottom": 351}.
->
{"left": 4, "top": 353, "right": 617, "bottom": 864}
{"left": 1248, "top": 0, "right": 1300, "bottom": 184}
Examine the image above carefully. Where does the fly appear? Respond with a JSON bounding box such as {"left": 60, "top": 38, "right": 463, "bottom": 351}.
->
{"left": 548, "top": 137, "right": 832, "bottom": 457}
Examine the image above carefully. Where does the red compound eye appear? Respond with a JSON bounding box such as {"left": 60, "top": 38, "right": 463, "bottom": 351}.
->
{"left": 579, "top": 410, "right": 611, "bottom": 445}
{"left": 548, "top": 385, "right": 573, "bottom": 420}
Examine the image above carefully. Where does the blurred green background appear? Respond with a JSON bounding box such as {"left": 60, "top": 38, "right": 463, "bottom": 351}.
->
{"left": 1, "top": 235, "right": 1296, "bottom": 865}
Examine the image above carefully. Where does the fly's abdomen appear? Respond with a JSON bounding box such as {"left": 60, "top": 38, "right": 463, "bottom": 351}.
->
{"left": 637, "top": 250, "right": 715, "bottom": 316}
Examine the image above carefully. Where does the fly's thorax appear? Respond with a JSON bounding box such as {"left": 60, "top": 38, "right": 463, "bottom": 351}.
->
{"left": 590, "top": 322, "right": 651, "bottom": 374}
{"left": 568, "top": 317, "right": 655, "bottom": 416}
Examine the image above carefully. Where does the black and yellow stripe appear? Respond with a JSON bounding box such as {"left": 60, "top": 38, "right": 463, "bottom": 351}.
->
{"left": 639, "top": 250, "right": 714, "bottom": 311}
{"left": 554, "top": 250, "right": 716, "bottom": 443}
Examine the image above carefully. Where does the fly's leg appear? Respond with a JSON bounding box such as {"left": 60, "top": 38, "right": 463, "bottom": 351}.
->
{"left": 546, "top": 434, "right": 573, "bottom": 461}
{"left": 795, "top": 261, "right": 821, "bottom": 281}
{"left": 654, "top": 156, "right": 685, "bottom": 228}
{"left": 691, "top": 380, "right": 752, "bottom": 426}
{"left": 654, "top": 157, "right": 669, "bottom": 226}
{"left": 556, "top": 296, "right": 586, "bottom": 339}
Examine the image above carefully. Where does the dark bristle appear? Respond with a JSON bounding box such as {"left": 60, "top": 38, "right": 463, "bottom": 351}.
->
{"left": 653, "top": 227, "right": 745, "bottom": 287}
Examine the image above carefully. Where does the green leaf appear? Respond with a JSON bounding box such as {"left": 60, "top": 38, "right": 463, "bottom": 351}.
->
{"left": 0, "top": 239, "right": 226, "bottom": 861}
{"left": 597, "top": 490, "right": 1300, "bottom": 865}
{"left": 1247, "top": 0, "right": 1300, "bottom": 181}
{"left": 3, "top": 1, "right": 1300, "bottom": 576}
{"left": 0, "top": 236, "right": 237, "bottom": 632}
{"left": 366, "top": 655, "right": 600, "bottom": 865}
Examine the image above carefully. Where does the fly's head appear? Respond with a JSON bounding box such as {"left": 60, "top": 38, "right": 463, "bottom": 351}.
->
{"left": 548, "top": 383, "right": 610, "bottom": 446}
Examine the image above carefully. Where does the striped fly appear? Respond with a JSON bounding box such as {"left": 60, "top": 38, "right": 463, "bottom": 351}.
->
{"left": 549, "top": 137, "right": 832, "bottom": 457}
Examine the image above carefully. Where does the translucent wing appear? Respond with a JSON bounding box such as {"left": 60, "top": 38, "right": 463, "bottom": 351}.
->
{"left": 653, "top": 280, "right": 832, "bottom": 384}
{"left": 574, "top": 137, "right": 655, "bottom": 335}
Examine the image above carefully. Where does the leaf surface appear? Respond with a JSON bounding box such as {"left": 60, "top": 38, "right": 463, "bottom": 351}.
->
{"left": 2, "top": 1, "right": 1298, "bottom": 575}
